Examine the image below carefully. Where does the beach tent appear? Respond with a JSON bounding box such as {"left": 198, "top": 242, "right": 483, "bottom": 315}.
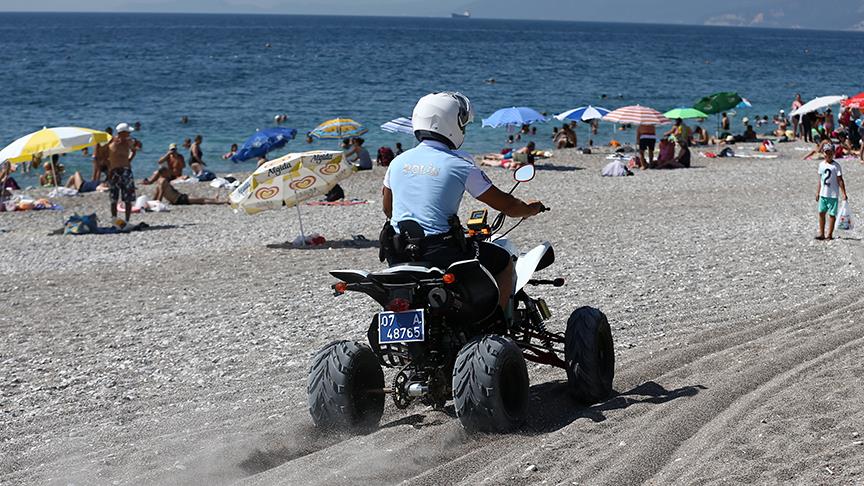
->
{"left": 231, "top": 127, "right": 297, "bottom": 163}
{"left": 380, "top": 117, "right": 413, "bottom": 135}
{"left": 790, "top": 95, "right": 848, "bottom": 118}
{"left": 229, "top": 150, "right": 355, "bottom": 244}
{"left": 482, "top": 107, "right": 546, "bottom": 128}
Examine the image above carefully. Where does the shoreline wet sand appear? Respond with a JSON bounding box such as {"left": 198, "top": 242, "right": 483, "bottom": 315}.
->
{"left": 2, "top": 142, "right": 863, "bottom": 485}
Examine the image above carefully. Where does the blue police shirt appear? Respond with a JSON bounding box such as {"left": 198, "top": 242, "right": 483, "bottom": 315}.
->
{"left": 384, "top": 140, "right": 492, "bottom": 235}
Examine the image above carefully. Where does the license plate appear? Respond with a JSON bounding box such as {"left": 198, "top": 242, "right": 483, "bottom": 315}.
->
{"left": 378, "top": 310, "right": 425, "bottom": 344}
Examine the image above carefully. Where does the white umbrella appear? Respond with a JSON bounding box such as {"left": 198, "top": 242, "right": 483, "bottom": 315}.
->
{"left": 380, "top": 117, "right": 413, "bottom": 135}
{"left": 789, "top": 95, "right": 847, "bottom": 118}
{"left": 555, "top": 106, "right": 610, "bottom": 122}
{"left": 229, "top": 150, "right": 355, "bottom": 242}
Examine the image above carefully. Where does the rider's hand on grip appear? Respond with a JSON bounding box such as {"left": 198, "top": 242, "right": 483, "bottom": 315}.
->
{"left": 526, "top": 200, "right": 545, "bottom": 216}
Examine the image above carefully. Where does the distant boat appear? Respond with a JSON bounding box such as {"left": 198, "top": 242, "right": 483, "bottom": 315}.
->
{"left": 451, "top": 11, "right": 471, "bottom": 19}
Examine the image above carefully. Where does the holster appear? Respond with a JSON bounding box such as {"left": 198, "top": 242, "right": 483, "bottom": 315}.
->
{"left": 379, "top": 216, "right": 466, "bottom": 265}
{"left": 378, "top": 221, "right": 396, "bottom": 263}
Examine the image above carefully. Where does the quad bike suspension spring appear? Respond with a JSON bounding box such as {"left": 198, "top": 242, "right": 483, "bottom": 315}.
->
{"left": 526, "top": 298, "right": 553, "bottom": 348}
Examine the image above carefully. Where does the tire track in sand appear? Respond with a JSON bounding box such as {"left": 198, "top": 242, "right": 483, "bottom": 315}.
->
{"left": 404, "top": 289, "right": 864, "bottom": 486}
{"left": 560, "top": 294, "right": 864, "bottom": 485}
{"left": 237, "top": 288, "right": 862, "bottom": 485}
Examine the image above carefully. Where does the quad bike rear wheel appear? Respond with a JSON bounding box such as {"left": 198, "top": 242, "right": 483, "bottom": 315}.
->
{"left": 307, "top": 340, "right": 385, "bottom": 432}
{"left": 452, "top": 335, "right": 529, "bottom": 433}
{"left": 565, "top": 307, "right": 615, "bottom": 404}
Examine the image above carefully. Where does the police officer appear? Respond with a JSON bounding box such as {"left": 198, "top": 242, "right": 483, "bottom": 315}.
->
{"left": 382, "top": 92, "right": 545, "bottom": 312}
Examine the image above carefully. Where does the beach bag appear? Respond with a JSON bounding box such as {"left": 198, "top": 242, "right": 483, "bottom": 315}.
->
{"left": 601, "top": 160, "right": 633, "bottom": 177}
{"left": 837, "top": 201, "right": 853, "bottom": 231}
{"left": 377, "top": 146, "right": 395, "bottom": 167}
{"left": 64, "top": 213, "right": 98, "bottom": 235}
{"left": 718, "top": 147, "right": 735, "bottom": 158}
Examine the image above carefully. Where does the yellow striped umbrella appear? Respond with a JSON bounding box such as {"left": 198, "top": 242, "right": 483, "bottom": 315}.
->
{"left": 0, "top": 127, "right": 112, "bottom": 165}
{"left": 309, "top": 118, "right": 367, "bottom": 140}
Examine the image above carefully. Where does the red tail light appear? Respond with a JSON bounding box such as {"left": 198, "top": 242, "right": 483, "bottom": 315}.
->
{"left": 334, "top": 282, "right": 348, "bottom": 294}
{"left": 386, "top": 298, "right": 411, "bottom": 312}
{"left": 442, "top": 273, "right": 457, "bottom": 285}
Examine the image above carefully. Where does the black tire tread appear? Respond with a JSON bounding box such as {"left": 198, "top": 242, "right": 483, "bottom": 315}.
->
{"left": 565, "top": 306, "right": 615, "bottom": 404}
{"left": 307, "top": 340, "right": 384, "bottom": 431}
{"left": 452, "top": 335, "right": 529, "bottom": 432}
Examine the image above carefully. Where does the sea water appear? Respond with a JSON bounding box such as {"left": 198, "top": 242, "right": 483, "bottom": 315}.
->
{"left": 0, "top": 13, "right": 860, "bottom": 182}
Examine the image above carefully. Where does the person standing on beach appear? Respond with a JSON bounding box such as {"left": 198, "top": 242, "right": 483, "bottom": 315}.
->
{"left": 636, "top": 124, "right": 656, "bottom": 169}
{"left": 91, "top": 126, "right": 113, "bottom": 181}
{"left": 792, "top": 93, "right": 804, "bottom": 139}
{"left": 107, "top": 123, "right": 138, "bottom": 226}
{"left": 190, "top": 135, "right": 205, "bottom": 166}
{"left": 816, "top": 143, "right": 848, "bottom": 241}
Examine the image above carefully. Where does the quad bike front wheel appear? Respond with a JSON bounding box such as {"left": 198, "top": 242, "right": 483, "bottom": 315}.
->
{"left": 307, "top": 340, "right": 385, "bottom": 432}
{"left": 452, "top": 335, "right": 529, "bottom": 433}
{"left": 565, "top": 307, "right": 615, "bottom": 404}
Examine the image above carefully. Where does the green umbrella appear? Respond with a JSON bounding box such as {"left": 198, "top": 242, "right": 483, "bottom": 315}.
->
{"left": 663, "top": 107, "right": 709, "bottom": 120}
{"left": 693, "top": 92, "right": 743, "bottom": 115}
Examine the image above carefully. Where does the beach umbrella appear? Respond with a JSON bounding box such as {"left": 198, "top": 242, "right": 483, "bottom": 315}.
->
{"left": 554, "top": 105, "right": 610, "bottom": 122}
{"left": 380, "top": 117, "right": 413, "bottom": 135}
{"left": 842, "top": 93, "right": 864, "bottom": 109}
{"left": 603, "top": 105, "right": 670, "bottom": 125}
{"left": 231, "top": 127, "right": 297, "bottom": 163}
{"left": 663, "top": 107, "right": 708, "bottom": 120}
{"left": 693, "top": 92, "right": 743, "bottom": 115}
{"left": 482, "top": 107, "right": 547, "bottom": 128}
{"left": 789, "top": 95, "right": 847, "bottom": 118}
{"left": 555, "top": 106, "right": 610, "bottom": 146}
{"left": 229, "top": 150, "right": 355, "bottom": 243}
{"left": 0, "top": 126, "right": 111, "bottom": 165}
{"left": 310, "top": 118, "right": 367, "bottom": 140}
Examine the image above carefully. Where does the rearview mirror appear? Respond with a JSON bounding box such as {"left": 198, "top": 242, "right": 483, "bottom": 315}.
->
{"left": 513, "top": 164, "right": 535, "bottom": 183}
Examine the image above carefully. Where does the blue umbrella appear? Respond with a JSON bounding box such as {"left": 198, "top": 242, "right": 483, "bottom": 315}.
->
{"left": 482, "top": 107, "right": 547, "bottom": 128}
{"left": 380, "top": 117, "right": 413, "bottom": 135}
{"left": 231, "top": 127, "right": 297, "bottom": 162}
{"left": 554, "top": 106, "right": 610, "bottom": 122}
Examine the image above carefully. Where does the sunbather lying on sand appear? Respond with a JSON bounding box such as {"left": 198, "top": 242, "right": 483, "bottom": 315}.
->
{"left": 152, "top": 167, "right": 224, "bottom": 205}
{"left": 65, "top": 171, "right": 108, "bottom": 193}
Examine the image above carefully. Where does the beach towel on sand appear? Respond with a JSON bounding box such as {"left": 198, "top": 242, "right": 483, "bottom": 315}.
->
{"left": 601, "top": 160, "right": 633, "bottom": 177}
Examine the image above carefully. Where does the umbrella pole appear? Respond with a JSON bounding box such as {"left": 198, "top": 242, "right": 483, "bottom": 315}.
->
{"left": 292, "top": 186, "right": 306, "bottom": 247}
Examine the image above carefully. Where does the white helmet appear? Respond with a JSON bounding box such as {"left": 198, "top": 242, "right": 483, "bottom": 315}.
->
{"left": 412, "top": 92, "right": 474, "bottom": 149}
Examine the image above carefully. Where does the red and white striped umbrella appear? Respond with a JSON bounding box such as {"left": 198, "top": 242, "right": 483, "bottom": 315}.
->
{"left": 603, "top": 105, "right": 670, "bottom": 125}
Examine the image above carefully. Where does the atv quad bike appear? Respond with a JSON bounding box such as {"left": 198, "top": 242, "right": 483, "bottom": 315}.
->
{"left": 307, "top": 165, "right": 614, "bottom": 433}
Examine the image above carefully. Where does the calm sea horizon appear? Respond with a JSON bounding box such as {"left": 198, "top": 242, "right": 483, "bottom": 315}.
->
{"left": 1, "top": 12, "right": 860, "bottom": 182}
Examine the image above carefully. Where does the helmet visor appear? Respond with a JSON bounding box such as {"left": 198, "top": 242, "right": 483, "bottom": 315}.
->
{"left": 451, "top": 92, "right": 473, "bottom": 132}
